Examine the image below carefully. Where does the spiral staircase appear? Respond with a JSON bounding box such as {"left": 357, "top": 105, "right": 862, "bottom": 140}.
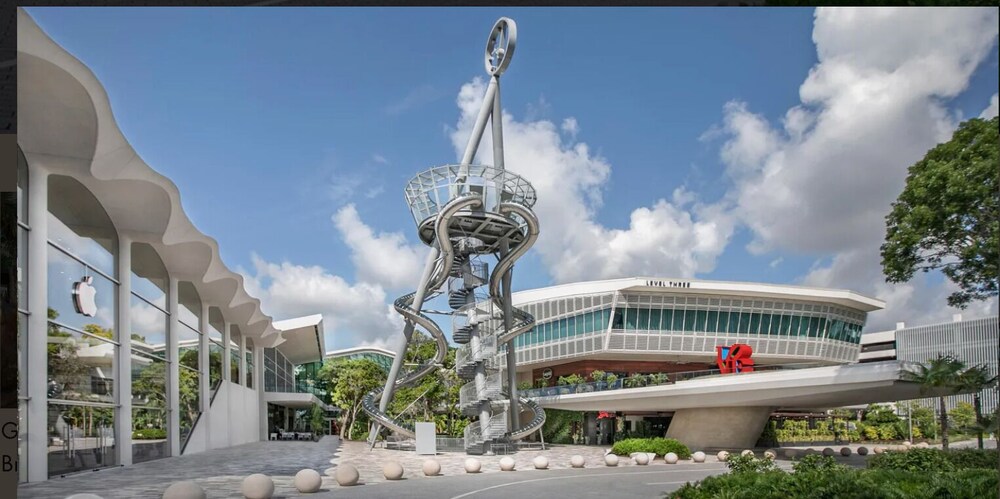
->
{"left": 360, "top": 17, "right": 544, "bottom": 454}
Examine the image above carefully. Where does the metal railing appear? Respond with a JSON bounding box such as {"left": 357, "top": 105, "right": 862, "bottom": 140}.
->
{"left": 521, "top": 362, "right": 835, "bottom": 398}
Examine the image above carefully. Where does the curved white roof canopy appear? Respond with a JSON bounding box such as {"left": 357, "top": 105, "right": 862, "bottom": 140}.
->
{"left": 512, "top": 277, "right": 885, "bottom": 313}
{"left": 17, "top": 8, "right": 282, "bottom": 345}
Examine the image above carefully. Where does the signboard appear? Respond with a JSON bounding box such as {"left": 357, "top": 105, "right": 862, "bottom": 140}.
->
{"left": 542, "top": 368, "right": 552, "bottom": 380}
{"left": 415, "top": 422, "right": 437, "bottom": 455}
{"left": 72, "top": 276, "right": 98, "bottom": 317}
{"left": 715, "top": 343, "right": 755, "bottom": 374}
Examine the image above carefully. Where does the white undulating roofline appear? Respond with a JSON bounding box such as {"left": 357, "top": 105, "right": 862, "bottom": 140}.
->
{"left": 511, "top": 277, "right": 885, "bottom": 312}
{"left": 273, "top": 314, "right": 324, "bottom": 331}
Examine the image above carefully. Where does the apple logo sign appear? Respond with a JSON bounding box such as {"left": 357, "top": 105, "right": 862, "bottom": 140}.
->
{"left": 73, "top": 275, "right": 98, "bottom": 317}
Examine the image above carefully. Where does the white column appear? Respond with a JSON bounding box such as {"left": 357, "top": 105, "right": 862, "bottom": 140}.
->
{"left": 257, "top": 344, "right": 266, "bottom": 442}
{"left": 166, "top": 276, "right": 180, "bottom": 457}
{"left": 223, "top": 321, "right": 232, "bottom": 383}
{"left": 25, "top": 163, "right": 48, "bottom": 482}
{"left": 198, "top": 304, "right": 210, "bottom": 449}
{"left": 239, "top": 334, "right": 246, "bottom": 390}
{"left": 117, "top": 235, "right": 133, "bottom": 466}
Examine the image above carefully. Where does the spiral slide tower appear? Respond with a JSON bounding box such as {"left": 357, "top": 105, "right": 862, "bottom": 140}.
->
{"left": 361, "top": 17, "right": 544, "bottom": 454}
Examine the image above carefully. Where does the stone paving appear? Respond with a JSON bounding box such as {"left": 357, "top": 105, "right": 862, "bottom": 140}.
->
{"left": 17, "top": 437, "right": 341, "bottom": 499}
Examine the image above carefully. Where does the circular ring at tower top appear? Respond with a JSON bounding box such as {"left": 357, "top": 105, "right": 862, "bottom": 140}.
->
{"left": 485, "top": 17, "right": 517, "bottom": 76}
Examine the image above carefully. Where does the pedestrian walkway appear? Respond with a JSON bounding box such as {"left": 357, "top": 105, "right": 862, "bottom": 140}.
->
{"left": 18, "top": 437, "right": 341, "bottom": 499}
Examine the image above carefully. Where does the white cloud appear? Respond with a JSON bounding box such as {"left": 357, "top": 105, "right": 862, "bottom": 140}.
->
{"left": 981, "top": 93, "right": 999, "bottom": 119}
{"left": 561, "top": 117, "right": 579, "bottom": 140}
{"left": 769, "top": 257, "right": 783, "bottom": 269}
{"left": 372, "top": 153, "right": 390, "bottom": 165}
{"left": 333, "top": 204, "right": 427, "bottom": 291}
{"left": 448, "top": 78, "right": 736, "bottom": 284}
{"left": 241, "top": 253, "right": 405, "bottom": 350}
{"left": 709, "top": 7, "right": 999, "bottom": 328}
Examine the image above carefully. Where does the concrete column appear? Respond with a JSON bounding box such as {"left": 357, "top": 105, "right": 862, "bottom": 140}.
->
{"left": 198, "top": 304, "right": 210, "bottom": 448}
{"left": 117, "top": 235, "right": 133, "bottom": 466}
{"left": 167, "top": 276, "right": 180, "bottom": 457}
{"left": 25, "top": 163, "right": 48, "bottom": 482}
{"left": 665, "top": 406, "right": 774, "bottom": 450}
{"left": 257, "top": 345, "right": 267, "bottom": 441}
{"left": 223, "top": 321, "right": 232, "bottom": 383}
{"left": 239, "top": 333, "right": 246, "bottom": 389}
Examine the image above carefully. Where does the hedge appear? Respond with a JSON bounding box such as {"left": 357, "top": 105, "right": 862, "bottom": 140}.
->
{"left": 869, "top": 448, "right": 1000, "bottom": 472}
{"left": 612, "top": 437, "right": 690, "bottom": 459}
{"left": 132, "top": 428, "right": 167, "bottom": 440}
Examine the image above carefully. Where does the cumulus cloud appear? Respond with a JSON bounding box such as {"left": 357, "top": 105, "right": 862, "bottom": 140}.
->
{"left": 981, "top": 93, "right": 999, "bottom": 119}
{"left": 447, "top": 78, "right": 736, "bottom": 284}
{"left": 241, "top": 253, "right": 404, "bottom": 351}
{"left": 333, "top": 204, "right": 427, "bottom": 291}
{"left": 711, "top": 7, "right": 999, "bottom": 328}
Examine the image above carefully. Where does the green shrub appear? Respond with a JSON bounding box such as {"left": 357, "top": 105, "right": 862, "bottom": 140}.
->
{"left": 868, "top": 448, "right": 956, "bottom": 473}
{"left": 944, "top": 448, "right": 999, "bottom": 470}
{"left": 132, "top": 428, "right": 167, "bottom": 440}
{"left": 611, "top": 437, "right": 690, "bottom": 459}
{"left": 726, "top": 453, "right": 779, "bottom": 474}
{"left": 791, "top": 454, "right": 844, "bottom": 474}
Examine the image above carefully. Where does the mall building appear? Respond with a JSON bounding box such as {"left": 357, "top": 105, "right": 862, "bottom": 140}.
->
{"left": 15, "top": 9, "right": 334, "bottom": 482}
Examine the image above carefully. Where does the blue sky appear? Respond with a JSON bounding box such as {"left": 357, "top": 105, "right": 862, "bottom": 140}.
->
{"left": 27, "top": 7, "right": 999, "bottom": 350}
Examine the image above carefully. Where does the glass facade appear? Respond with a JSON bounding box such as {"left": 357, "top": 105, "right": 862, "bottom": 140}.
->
{"left": 208, "top": 308, "right": 225, "bottom": 394}
{"left": 130, "top": 243, "right": 170, "bottom": 464}
{"left": 264, "top": 348, "right": 295, "bottom": 393}
{"left": 245, "top": 338, "right": 255, "bottom": 388}
{"left": 17, "top": 148, "right": 28, "bottom": 483}
{"left": 230, "top": 326, "right": 242, "bottom": 385}
{"left": 176, "top": 282, "right": 203, "bottom": 450}
{"left": 327, "top": 351, "right": 394, "bottom": 372}
{"left": 46, "top": 175, "right": 119, "bottom": 477}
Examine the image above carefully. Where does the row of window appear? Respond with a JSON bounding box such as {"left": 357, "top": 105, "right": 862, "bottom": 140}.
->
{"left": 509, "top": 306, "right": 865, "bottom": 349}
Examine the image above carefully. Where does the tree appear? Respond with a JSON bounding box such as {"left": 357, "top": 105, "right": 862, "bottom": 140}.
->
{"left": 902, "top": 354, "right": 965, "bottom": 449}
{"left": 948, "top": 401, "right": 977, "bottom": 432}
{"left": 321, "top": 358, "right": 386, "bottom": 440}
{"left": 954, "top": 363, "right": 998, "bottom": 449}
{"left": 881, "top": 116, "right": 999, "bottom": 308}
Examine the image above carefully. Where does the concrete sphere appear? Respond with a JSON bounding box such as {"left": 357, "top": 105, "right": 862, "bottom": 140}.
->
{"left": 604, "top": 454, "right": 619, "bottom": 466}
{"left": 902, "top": 441, "right": 912, "bottom": 447}
{"left": 241, "top": 474, "right": 275, "bottom": 499}
{"left": 664, "top": 452, "right": 678, "bottom": 464}
{"left": 873, "top": 446, "right": 885, "bottom": 455}
{"left": 717, "top": 451, "right": 730, "bottom": 462}
{"left": 822, "top": 448, "right": 835, "bottom": 457}
{"left": 857, "top": 446, "right": 869, "bottom": 456}
{"left": 500, "top": 456, "right": 516, "bottom": 471}
{"left": 533, "top": 456, "right": 549, "bottom": 469}
{"left": 67, "top": 495, "right": 106, "bottom": 499}
{"left": 570, "top": 455, "right": 586, "bottom": 468}
{"left": 335, "top": 465, "right": 360, "bottom": 486}
{"left": 783, "top": 448, "right": 797, "bottom": 458}
{"left": 804, "top": 448, "right": 816, "bottom": 455}
{"left": 465, "top": 458, "right": 482, "bottom": 473}
{"left": 382, "top": 462, "right": 404, "bottom": 481}
{"left": 422, "top": 459, "right": 441, "bottom": 476}
{"left": 916, "top": 442, "right": 929, "bottom": 449}
{"left": 840, "top": 447, "right": 852, "bottom": 457}
{"left": 692, "top": 451, "right": 706, "bottom": 463}
{"left": 740, "top": 450, "right": 754, "bottom": 458}
{"left": 764, "top": 449, "right": 777, "bottom": 460}
{"left": 293, "top": 469, "right": 322, "bottom": 494}
{"left": 162, "top": 481, "right": 206, "bottom": 499}
{"left": 634, "top": 453, "right": 650, "bottom": 465}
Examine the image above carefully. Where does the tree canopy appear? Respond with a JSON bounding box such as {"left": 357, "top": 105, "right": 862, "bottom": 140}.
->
{"left": 881, "top": 116, "right": 999, "bottom": 308}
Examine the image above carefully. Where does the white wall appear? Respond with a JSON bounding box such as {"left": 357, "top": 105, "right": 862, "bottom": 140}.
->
{"left": 184, "top": 381, "right": 260, "bottom": 454}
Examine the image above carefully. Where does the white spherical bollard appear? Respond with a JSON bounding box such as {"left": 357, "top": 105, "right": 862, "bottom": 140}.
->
{"left": 604, "top": 454, "right": 619, "bottom": 466}
{"left": 383, "top": 462, "right": 404, "bottom": 481}
{"left": 293, "top": 469, "right": 322, "bottom": 494}
{"left": 162, "top": 481, "right": 206, "bottom": 499}
{"left": 692, "top": 451, "right": 706, "bottom": 463}
{"left": 465, "top": 458, "right": 482, "bottom": 473}
{"left": 67, "top": 495, "right": 106, "bottom": 499}
{"left": 664, "top": 452, "right": 678, "bottom": 464}
{"left": 740, "top": 449, "right": 754, "bottom": 458}
{"left": 902, "top": 441, "right": 911, "bottom": 447}
{"left": 857, "top": 446, "right": 869, "bottom": 456}
{"left": 840, "top": 447, "right": 852, "bottom": 457}
{"left": 873, "top": 446, "right": 885, "bottom": 455}
{"left": 500, "top": 456, "right": 516, "bottom": 471}
{"left": 822, "top": 448, "right": 835, "bottom": 457}
{"left": 423, "top": 459, "right": 441, "bottom": 476}
{"left": 634, "top": 453, "right": 650, "bottom": 465}
{"left": 335, "top": 465, "right": 360, "bottom": 486}
{"left": 916, "top": 442, "right": 929, "bottom": 449}
{"left": 533, "top": 456, "right": 549, "bottom": 469}
{"left": 717, "top": 450, "right": 730, "bottom": 462}
{"left": 241, "top": 474, "right": 275, "bottom": 499}
{"left": 570, "top": 455, "right": 586, "bottom": 468}
{"left": 764, "top": 449, "right": 777, "bottom": 460}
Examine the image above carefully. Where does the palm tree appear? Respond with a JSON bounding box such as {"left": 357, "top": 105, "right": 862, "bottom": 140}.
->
{"left": 955, "top": 364, "right": 998, "bottom": 449}
{"left": 902, "top": 354, "right": 964, "bottom": 450}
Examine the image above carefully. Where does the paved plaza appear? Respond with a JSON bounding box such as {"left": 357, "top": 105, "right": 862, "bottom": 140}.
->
{"left": 23, "top": 435, "right": 978, "bottom": 498}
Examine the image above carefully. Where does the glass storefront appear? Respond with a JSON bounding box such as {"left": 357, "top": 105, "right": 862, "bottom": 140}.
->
{"left": 130, "top": 242, "right": 170, "bottom": 464}
{"left": 177, "top": 282, "right": 203, "bottom": 450}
